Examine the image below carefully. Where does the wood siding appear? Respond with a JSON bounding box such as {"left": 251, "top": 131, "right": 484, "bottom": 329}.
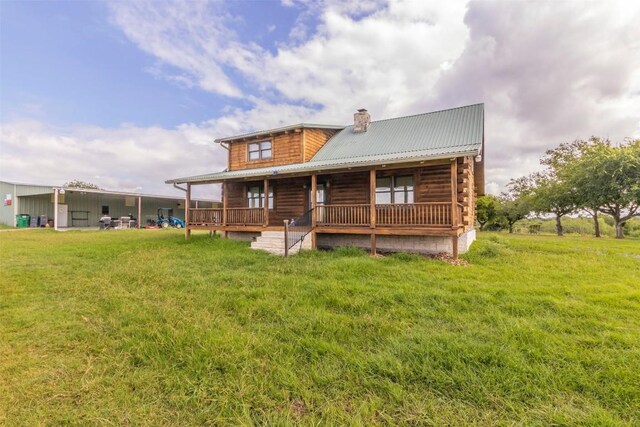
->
{"left": 325, "top": 171, "right": 370, "bottom": 205}
{"left": 416, "top": 164, "right": 452, "bottom": 203}
{"left": 270, "top": 177, "right": 307, "bottom": 225}
{"left": 226, "top": 181, "right": 246, "bottom": 208}
{"left": 228, "top": 132, "right": 303, "bottom": 171}
{"left": 303, "top": 128, "right": 340, "bottom": 161}
{"left": 457, "top": 156, "right": 475, "bottom": 232}
{"left": 227, "top": 127, "right": 339, "bottom": 171}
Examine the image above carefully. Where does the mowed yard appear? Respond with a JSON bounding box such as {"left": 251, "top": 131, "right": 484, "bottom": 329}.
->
{"left": 1, "top": 230, "right": 638, "bottom": 425}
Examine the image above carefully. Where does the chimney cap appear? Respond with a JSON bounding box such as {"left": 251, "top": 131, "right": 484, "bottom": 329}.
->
{"left": 357, "top": 108, "right": 368, "bottom": 112}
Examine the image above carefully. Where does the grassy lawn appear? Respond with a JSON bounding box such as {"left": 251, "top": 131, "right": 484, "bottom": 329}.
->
{"left": 1, "top": 230, "right": 639, "bottom": 425}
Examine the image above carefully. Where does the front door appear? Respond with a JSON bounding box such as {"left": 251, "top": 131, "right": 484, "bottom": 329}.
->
{"left": 57, "top": 204, "right": 68, "bottom": 227}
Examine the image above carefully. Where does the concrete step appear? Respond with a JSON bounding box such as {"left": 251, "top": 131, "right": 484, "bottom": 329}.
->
{"left": 251, "top": 243, "right": 303, "bottom": 254}
{"left": 260, "top": 231, "right": 285, "bottom": 238}
{"left": 251, "top": 244, "right": 285, "bottom": 251}
{"left": 254, "top": 236, "right": 285, "bottom": 244}
{"left": 249, "top": 230, "right": 310, "bottom": 256}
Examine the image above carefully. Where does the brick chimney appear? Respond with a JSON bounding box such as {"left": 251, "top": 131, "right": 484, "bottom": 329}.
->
{"left": 353, "top": 108, "right": 370, "bottom": 133}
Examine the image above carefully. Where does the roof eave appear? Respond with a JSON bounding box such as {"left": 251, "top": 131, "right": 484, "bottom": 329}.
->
{"left": 165, "top": 149, "right": 480, "bottom": 185}
{"left": 214, "top": 123, "right": 345, "bottom": 144}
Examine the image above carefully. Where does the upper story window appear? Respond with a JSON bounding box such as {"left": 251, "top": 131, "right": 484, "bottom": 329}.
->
{"left": 248, "top": 141, "right": 272, "bottom": 161}
{"left": 376, "top": 175, "right": 414, "bottom": 204}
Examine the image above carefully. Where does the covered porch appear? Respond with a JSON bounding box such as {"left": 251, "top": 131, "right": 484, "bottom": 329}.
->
{"left": 182, "top": 158, "right": 474, "bottom": 257}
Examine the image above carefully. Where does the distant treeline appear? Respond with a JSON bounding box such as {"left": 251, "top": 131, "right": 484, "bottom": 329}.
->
{"left": 477, "top": 137, "right": 640, "bottom": 238}
{"left": 486, "top": 215, "right": 640, "bottom": 238}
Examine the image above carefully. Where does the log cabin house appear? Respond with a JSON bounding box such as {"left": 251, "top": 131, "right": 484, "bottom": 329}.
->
{"left": 166, "top": 104, "right": 485, "bottom": 258}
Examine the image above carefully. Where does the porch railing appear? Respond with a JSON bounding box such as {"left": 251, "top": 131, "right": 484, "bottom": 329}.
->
{"left": 188, "top": 207, "right": 264, "bottom": 226}
{"left": 317, "top": 202, "right": 459, "bottom": 227}
{"left": 316, "top": 204, "right": 370, "bottom": 226}
{"left": 189, "top": 203, "right": 462, "bottom": 228}
{"left": 376, "top": 202, "right": 454, "bottom": 226}
{"left": 226, "top": 207, "right": 264, "bottom": 225}
{"left": 188, "top": 208, "right": 223, "bottom": 226}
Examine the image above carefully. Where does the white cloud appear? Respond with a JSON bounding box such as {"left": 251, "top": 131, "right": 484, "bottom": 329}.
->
{"left": 255, "top": 1, "right": 470, "bottom": 118}
{"left": 0, "top": 120, "right": 226, "bottom": 197}
{"left": 108, "top": 0, "right": 257, "bottom": 98}
{"left": 431, "top": 0, "right": 640, "bottom": 191}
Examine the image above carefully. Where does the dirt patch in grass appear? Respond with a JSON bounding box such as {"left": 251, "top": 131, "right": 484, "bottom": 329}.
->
{"left": 290, "top": 399, "right": 307, "bottom": 418}
{"left": 430, "top": 252, "right": 469, "bottom": 266}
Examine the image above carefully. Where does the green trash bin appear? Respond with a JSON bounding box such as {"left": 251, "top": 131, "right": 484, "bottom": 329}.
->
{"left": 16, "top": 214, "right": 30, "bottom": 228}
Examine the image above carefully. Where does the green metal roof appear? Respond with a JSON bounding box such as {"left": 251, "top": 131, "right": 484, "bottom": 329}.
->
{"left": 312, "top": 103, "right": 483, "bottom": 163}
{"left": 166, "top": 104, "right": 484, "bottom": 184}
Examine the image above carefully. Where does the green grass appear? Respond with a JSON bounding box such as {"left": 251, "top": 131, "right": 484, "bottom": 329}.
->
{"left": 1, "top": 230, "right": 639, "bottom": 425}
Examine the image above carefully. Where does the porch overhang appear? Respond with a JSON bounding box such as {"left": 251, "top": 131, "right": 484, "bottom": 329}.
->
{"left": 165, "top": 148, "right": 480, "bottom": 185}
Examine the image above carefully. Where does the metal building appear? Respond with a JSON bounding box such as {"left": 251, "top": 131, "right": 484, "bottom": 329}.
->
{"left": 0, "top": 180, "right": 217, "bottom": 229}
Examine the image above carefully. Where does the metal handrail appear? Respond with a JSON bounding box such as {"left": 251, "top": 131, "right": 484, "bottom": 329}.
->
{"left": 284, "top": 208, "right": 314, "bottom": 256}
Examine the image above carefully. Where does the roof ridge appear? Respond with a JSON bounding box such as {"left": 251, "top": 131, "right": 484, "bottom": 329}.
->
{"left": 362, "top": 103, "right": 484, "bottom": 126}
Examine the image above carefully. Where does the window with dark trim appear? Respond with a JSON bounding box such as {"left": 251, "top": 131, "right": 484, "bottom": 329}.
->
{"left": 247, "top": 185, "right": 274, "bottom": 209}
{"left": 248, "top": 141, "right": 272, "bottom": 161}
{"left": 375, "top": 175, "right": 414, "bottom": 204}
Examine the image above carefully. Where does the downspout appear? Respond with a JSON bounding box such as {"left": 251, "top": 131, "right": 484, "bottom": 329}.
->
{"left": 173, "top": 183, "right": 188, "bottom": 225}
{"left": 173, "top": 183, "right": 187, "bottom": 192}
{"left": 216, "top": 140, "right": 230, "bottom": 151}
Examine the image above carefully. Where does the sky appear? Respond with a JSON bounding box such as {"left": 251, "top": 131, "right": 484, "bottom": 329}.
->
{"left": 1, "top": 0, "right": 639, "bottom": 199}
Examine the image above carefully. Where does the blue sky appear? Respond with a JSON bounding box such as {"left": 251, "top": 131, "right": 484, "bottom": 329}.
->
{"left": 1, "top": 0, "right": 639, "bottom": 196}
{"left": 1, "top": 1, "right": 301, "bottom": 128}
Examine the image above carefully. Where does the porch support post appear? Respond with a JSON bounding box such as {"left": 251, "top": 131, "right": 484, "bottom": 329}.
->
{"left": 53, "top": 188, "right": 59, "bottom": 231}
{"left": 451, "top": 160, "right": 459, "bottom": 259}
{"left": 137, "top": 196, "right": 142, "bottom": 228}
{"left": 263, "top": 177, "right": 269, "bottom": 227}
{"left": 222, "top": 182, "right": 228, "bottom": 238}
{"left": 311, "top": 173, "right": 317, "bottom": 249}
{"left": 451, "top": 160, "right": 458, "bottom": 229}
{"left": 185, "top": 183, "right": 191, "bottom": 239}
{"left": 369, "top": 168, "right": 376, "bottom": 256}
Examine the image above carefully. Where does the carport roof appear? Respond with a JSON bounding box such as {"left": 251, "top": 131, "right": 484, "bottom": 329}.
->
{"left": 0, "top": 180, "right": 213, "bottom": 202}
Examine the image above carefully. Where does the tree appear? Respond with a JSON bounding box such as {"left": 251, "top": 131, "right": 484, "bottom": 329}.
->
{"left": 529, "top": 171, "right": 579, "bottom": 236}
{"left": 64, "top": 179, "right": 102, "bottom": 190}
{"left": 497, "top": 176, "right": 533, "bottom": 233}
{"left": 541, "top": 139, "right": 600, "bottom": 236}
{"left": 564, "top": 138, "right": 640, "bottom": 238}
{"left": 476, "top": 195, "right": 499, "bottom": 231}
